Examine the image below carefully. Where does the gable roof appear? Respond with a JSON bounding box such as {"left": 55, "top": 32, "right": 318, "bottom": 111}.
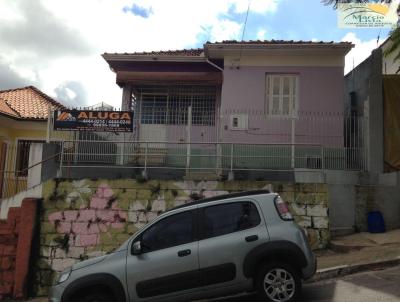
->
{"left": 0, "top": 86, "right": 64, "bottom": 120}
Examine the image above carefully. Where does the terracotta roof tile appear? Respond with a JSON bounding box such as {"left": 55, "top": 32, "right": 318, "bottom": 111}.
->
{"left": 104, "top": 48, "right": 204, "bottom": 56}
{"left": 0, "top": 86, "right": 64, "bottom": 120}
{"left": 0, "top": 98, "right": 19, "bottom": 118}
{"left": 104, "top": 40, "right": 352, "bottom": 57}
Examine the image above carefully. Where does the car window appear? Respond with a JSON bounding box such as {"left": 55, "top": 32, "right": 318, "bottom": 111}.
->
{"left": 141, "top": 211, "right": 194, "bottom": 252}
{"left": 202, "top": 202, "right": 261, "bottom": 239}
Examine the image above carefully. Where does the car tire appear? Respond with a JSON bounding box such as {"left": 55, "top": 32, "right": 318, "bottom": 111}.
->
{"left": 78, "top": 291, "right": 114, "bottom": 302}
{"left": 256, "top": 262, "right": 301, "bottom": 302}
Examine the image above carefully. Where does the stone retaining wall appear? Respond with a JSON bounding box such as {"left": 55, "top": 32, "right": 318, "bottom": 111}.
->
{"left": 35, "top": 179, "right": 329, "bottom": 295}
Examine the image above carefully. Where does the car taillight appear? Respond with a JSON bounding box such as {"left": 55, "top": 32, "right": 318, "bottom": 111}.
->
{"left": 274, "top": 195, "right": 293, "bottom": 221}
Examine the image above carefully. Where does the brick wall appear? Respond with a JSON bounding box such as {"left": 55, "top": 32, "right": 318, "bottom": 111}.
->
{"left": 35, "top": 179, "right": 329, "bottom": 296}
{"left": 0, "top": 198, "right": 38, "bottom": 301}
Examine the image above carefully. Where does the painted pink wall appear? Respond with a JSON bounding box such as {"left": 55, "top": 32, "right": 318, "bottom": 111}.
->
{"left": 220, "top": 66, "right": 345, "bottom": 146}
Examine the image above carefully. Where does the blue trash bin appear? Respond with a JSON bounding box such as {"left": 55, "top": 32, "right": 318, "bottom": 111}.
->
{"left": 367, "top": 211, "right": 385, "bottom": 233}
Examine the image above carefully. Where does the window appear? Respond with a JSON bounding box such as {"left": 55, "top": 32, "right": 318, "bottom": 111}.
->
{"left": 16, "top": 140, "right": 44, "bottom": 176}
{"left": 138, "top": 86, "right": 216, "bottom": 126}
{"left": 202, "top": 202, "right": 261, "bottom": 239}
{"left": 141, "top": 211, "right": 194, "bottom": 252}
{"left": 141, "top": 95, "right": 168, "bottom": 124}
{"left": 266, "top": 74, "right": 298, "bottom": 117}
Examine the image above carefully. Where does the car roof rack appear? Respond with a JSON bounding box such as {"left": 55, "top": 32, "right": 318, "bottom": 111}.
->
{"left": 169, "top": 189, "right": 271, "bottom": 212}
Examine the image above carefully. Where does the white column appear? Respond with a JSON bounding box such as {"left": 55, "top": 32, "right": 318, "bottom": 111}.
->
{"left": 27, "top": 143, "right": 43, "bottom": 188}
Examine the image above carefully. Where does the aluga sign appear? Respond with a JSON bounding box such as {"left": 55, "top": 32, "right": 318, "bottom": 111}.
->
{"left": 54, "top": 110, "right": 133, "bottom": 132}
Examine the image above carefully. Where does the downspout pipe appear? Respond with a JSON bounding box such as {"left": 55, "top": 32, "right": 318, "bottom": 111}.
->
{"left": 205, "top": 58, "right": 223, "bottom": 71}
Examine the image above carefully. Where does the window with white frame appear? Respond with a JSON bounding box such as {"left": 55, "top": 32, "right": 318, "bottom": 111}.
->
{"left": 266, "top": 74, "right": 298, "bottom": 117}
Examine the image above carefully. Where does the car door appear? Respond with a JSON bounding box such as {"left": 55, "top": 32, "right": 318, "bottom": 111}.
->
{"left": 198, "top": 200, "right": 270, "bottom": 289}
{"left": 126, "top": 209, "right": 200, "bottom": 301}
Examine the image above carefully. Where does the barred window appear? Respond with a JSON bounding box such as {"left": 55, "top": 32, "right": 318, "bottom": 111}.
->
{"left": 138, "top": 86, "right": 216, "bottom": 126}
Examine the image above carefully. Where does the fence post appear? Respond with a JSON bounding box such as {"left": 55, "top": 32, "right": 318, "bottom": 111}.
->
{"left": 228, "top": 143, "right": 234, "bottom": 180}
{"left": 321, "top": 146, "right": 325, "bottom": 171}
{"left": 186, "top": 106, "right": 192, "bottom": 173}
{"left": 291, "top": 118, "right": 295, "bottom": 169}
{"left": 15, "top": 174, "right": 19, "bottom": 195}
{"left": 144, "top": 142, "right": 148, "bottom": 175}
{"left": 58, "top": 141, "right": 64, "bottom": 178}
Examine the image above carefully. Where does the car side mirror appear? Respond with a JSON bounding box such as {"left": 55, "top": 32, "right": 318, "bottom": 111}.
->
{"left": 132, "top": 241, "right": 142, "bottom": 255}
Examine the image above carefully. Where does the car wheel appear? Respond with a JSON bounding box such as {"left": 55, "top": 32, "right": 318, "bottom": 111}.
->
{"left": 256, "top": 262, "right": 301, "bottom": 302}
{"left": 78, "top": 291, "right": 114, "bottom": 302}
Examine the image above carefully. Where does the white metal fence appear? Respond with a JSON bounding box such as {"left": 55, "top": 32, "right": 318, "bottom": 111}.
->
{"left": 47, "top": 107, "right": 368, "bottom": 174}
{"left": 57, "top": 139, "right": 367, "bottom": 175}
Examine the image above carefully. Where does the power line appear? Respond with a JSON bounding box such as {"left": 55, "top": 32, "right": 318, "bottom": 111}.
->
{"left": 238, "top": 0, "right": 252, "bottom": 69}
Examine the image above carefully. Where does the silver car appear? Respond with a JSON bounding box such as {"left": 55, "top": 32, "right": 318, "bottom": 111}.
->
{"left": 49, "top": 190, "right": 316, "bottom": 302}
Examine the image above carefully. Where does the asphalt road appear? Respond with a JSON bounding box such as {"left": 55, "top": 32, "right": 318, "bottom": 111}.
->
{"left": 22, "top": 265, "right": 400, "bottom": 302}
{"left": 210, "top": 265, "right": 400, "bottom": 302}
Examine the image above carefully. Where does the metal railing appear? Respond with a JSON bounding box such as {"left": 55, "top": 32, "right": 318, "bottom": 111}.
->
{"left": 58, "top": 140, "right": 367, "bottom": 176}
{"left": 0, "top": 143, "right": 61, "bottom": 200}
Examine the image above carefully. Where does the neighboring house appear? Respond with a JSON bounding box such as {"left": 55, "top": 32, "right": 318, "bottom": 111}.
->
{"left": 0, "top": 86, "right": 64, "bottom": 198}
{"left": 102, "top": 40, "right": 355, "bottom": 172}
{"left": 381, "top": 37, "right": 400, "bottom": 75}
{"left": 84, "top": 101, "right": 114, "bottom": 111}
{"left": 345, "top": 35, "right": 400, "bottom": 175}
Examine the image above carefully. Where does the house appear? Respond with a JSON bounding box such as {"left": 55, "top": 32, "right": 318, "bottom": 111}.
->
{"left": 84, "top": 101, "right": 114, "bottom": 111}
{"left": 102, "top": 40, "right": 356, "bottom": 175}
{"left": 0, "top": 86, "right": 64, "bottom": 198}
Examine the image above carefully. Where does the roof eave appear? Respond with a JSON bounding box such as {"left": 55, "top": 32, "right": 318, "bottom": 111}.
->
{"left": 102, "top": 54, "right": 207, "bottom": 63}
{"left": 206, "top": 43, "right": 354, "bottom": 50}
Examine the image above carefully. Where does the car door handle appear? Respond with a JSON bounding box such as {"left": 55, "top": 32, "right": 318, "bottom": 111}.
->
{"left": 178, "top": 249, "right": 191, "bottom": 257}
{"left": 245, "top": 235, "right": 258, "bottom": 242}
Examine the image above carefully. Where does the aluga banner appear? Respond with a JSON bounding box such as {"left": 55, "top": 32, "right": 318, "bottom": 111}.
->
{"left": 54, "top": 110, "right": 133, "bottom": 132}
{"left": 338, "top": 1, "right": 400, "bottom": 28}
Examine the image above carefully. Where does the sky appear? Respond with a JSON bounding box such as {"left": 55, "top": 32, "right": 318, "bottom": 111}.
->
{"left": 0, "top": 0, "right": 397, "bottom": 108}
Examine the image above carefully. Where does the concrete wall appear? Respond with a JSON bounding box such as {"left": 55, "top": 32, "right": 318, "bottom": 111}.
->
{"left": 34, "top": 178, "right": 329, "bottom": 296}
{"left": 345, "top": 49, "right": 384, "bottom": 175}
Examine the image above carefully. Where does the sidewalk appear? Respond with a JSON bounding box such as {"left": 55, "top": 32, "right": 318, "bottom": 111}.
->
{"left": 312, "top": 229, "right": 400, "bottom": 281}
{"left": 13, "top": 229, "right": 400, "bottom": 301}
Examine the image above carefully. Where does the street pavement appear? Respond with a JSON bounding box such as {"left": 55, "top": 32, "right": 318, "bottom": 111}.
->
{"left": 209, "top": 265, "right": 400, "bottom": 302}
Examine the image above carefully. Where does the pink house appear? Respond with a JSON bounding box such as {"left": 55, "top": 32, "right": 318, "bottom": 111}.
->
{"left": 103, "top": 41, "right": 358, "bottom": 172}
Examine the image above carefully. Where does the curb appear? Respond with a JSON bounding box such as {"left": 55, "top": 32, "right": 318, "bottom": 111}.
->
{"left": 307, "top": 256, "right": 400, "bottom": 283}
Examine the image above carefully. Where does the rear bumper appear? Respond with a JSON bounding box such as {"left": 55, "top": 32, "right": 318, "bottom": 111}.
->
{"left": 302, "top": 253, "right": 317, "bottom": 280}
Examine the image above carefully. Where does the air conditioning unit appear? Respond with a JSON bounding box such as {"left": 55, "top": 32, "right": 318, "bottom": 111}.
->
{"left": 230, "top": 114, "right": 248, "bottom": 130}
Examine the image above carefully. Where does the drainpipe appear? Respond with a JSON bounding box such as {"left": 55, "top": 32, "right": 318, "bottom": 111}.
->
{"left": 205, "top": 58, "right": 223, "bottom": 71}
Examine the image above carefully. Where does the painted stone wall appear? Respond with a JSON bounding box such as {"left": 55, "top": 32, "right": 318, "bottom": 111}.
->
{"left": 35, "top": 179, "right": 329, "bottom": 295}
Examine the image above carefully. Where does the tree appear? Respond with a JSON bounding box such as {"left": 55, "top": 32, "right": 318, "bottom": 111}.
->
{"left": 322, "top": 0, "right": 392, "bottom": 8}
